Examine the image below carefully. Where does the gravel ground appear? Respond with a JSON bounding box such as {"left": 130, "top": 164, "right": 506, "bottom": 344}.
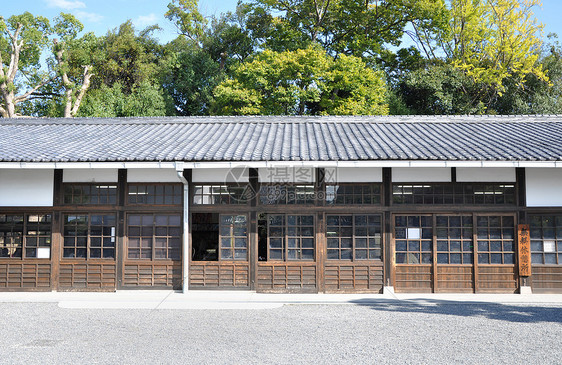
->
{"left": 1, "top": 300, "right": 561, "bottom": 365}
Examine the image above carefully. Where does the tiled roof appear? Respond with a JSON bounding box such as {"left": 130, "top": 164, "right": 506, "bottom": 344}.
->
{"left": 1, "top": 115, "right": 562, "bottom": 162}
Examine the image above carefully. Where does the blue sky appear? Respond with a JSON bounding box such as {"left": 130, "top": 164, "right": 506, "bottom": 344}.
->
{"left": 3, "top": 0, "right": 562, "bottom": 46}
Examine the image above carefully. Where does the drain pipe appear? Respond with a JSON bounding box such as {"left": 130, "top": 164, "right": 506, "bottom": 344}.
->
{"left": 176, "top": 164, "right": 189, "bottom": 293}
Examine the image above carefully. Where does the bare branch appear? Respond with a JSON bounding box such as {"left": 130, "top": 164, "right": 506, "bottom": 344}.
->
{"left": 13, "top": 77, "right": 54, "bottom": 104}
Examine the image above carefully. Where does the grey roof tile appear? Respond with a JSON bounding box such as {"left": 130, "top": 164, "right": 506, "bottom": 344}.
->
{"left": 1, "top": 115, "right": 562, "bottom": 162}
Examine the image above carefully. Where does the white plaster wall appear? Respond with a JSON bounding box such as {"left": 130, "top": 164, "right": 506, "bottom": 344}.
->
{"left": 456, "top": 167, "right": 516, "bottom": 182}
{"left": 127, "top": 168, "right": 180, "bottom": 183}
{"left": 392, "top": 168, "right": 451, "bottom": 182}
{"left": 258, "top": 167, "right": 315, "bottom": 183}
{"left": 63, "top": 169, "right": 118, "bottom": 183}
{"left": 526, "top": 168, "right": 562, "bottom": 207}
{"left": 0, "top": 169, "right": 54, "bottom": 206}
{"left": 325, "top": 167, "right": 382, "bottom": 183}
{"left": 193, "top": 168, "right": 249, "bottom": 183}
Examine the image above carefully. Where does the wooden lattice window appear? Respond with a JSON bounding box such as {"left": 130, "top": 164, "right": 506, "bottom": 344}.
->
{"left": 63, "top": 214, "right": 116, "bottom": 259}
{"left": 128, "top": 184, "right": 182, "bottom": 205}
{"left": 394, "top": 215, "right": 433, "bottom": 264}
{"left": 436, "top": 215, "right": 474, "bottom": 264}
{"left": 326, "top": 214, "right": 382, "bottom": 260}
{"left": 326, "top": 184, "right": 381, "bottom": 205}
{"left": 219, "top": 215, "right": 248, "bottom": 260}
{"left": 259, "top": 185, "right": 315, "bottom": 205}
{"left": 193, "top": 185, "right": 249, "bottom": 205}
{"left": 25, "top": 214, "right": 53, "bottom": 259}
{"left": 530, "top": 215, "right": 562, "bottom": 265}
{"left": 476, "top": 215, "right": 515, "bottom": 264}
{"left": 127, "top": 214, "right": 181, "bottom": 260}
{"left": 267, "top": 214, "right": 314, "bottom": 261}
{"left": 63, "top": 184, "right": 117, "bottom": 205}
{"left": 0, "top": 214, "right": 52, "bottom": 259}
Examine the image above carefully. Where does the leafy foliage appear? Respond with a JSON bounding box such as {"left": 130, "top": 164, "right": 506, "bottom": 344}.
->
{"left": 212, "top": 47, "right": 388, "bottom": 115}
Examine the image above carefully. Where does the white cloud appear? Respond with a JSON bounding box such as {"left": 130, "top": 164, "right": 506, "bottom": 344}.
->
{"left": 133, "top": 13, "right": 159, "bottom": 28}
{"left": 45, "top": 0, "right": 86, "bottom": 9}
{"left": 75, "top": 10, "right": 104, "bottom": 23}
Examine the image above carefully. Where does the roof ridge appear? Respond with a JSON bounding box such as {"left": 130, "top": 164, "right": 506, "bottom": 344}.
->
{"left": 1, "top": 115, "right": 562, "bottom": 126}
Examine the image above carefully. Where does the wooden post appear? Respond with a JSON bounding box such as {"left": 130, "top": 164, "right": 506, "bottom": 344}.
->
{"left": 472, "top": 213, "right": 479, "bottom": 293}
{"left": 382, "top": 167, "right": 393, "bottom": 289}
{"left": 516, "top": 167, "right": 529, "bottom": 290}
{"left": 316, "top": 168, "right": 325, "bottom": 293}
{"left": 50, "top": 169, "right": 63, "bottom": 291}
{"left": 249, "top": 168, "right": 258, "bottom": 290}
{"left": 116, "top": 169, "right": 127, "bottom": 290}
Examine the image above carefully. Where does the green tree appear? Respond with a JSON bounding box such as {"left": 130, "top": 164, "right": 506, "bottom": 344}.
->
{"left": 399, "top": 63, "right": 485, "bottom": 115}
{"left": 246, "top": 0, "right": 449, "bottom": 58}
{"left": 78, "top": 81, "right": 169, "bottom": 117}
{"left": 212, "top": 47, "right": 388, "bottom": 115}
{"left": 166, "top": 1, "right": 256, "bottom": 69}
{"left": 160, "top": 38, "right": 224, "bottom": 115}
{"left": 0, "top": 13, "right": 51, "bottom": 118}
{"left": 415, "top": 0, "right": 546, "bottom": 106}
{"left": 52, "top": 13, "right": 94, "bottom": 117}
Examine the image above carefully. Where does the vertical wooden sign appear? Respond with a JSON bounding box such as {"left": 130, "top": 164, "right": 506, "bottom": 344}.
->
{"left": 518, "top": 224, "right": 531, "bottom": 277}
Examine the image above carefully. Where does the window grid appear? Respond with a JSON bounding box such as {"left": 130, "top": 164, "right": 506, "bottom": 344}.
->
{"left": 530, "top": 215, "right": 562, "bottom": 265}
{"left": 25, "top": 215, "right": 53, "bottom": 259}
{"left": 0, "top": 214, "right": 52, "bottom": 259}
{"left": 128, "top": 184, "right": 182, "bottom": 205}
{"left": 326, "top": 214, "right": 382, "bottom": 261}
{"left": 63, "top": 214, "right": 116, "bottom": 259}
{"left": 326, "top": 184, "right": 382, "bottom": 205}
{"left": 476, "top": 215, "right": 515, "bottom": 265}
{"left": 259, "top": 185, "right": 315, "bottom": 205}
{"left": 267, "top": 215, "right": 314, "bottom": 261}
{"left": 219, "top": 215, "right": 248, "bottom": 261}
{"left": 63, "top": 184, "right": 117, "bottom": 205}
{"left": 127, "top": 214, "right": 181, "bottom": 260}
{"left": 394, "top": 215, "right": 433, "bottom": 264}
{"left": 436, "top": 215, "right": 474, "bottom": 264}
{"left": 193, "top": 185, "right": 249, "bottom": 205}
{"left": 392, "top": 184, "right": 516, "bottom": 205}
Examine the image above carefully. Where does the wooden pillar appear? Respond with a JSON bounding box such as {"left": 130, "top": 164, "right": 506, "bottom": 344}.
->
{"left": 182, "top": 169, "right": 192, "bottom": 292}
{"left": 249, "top": 168, "right": 258, "bottom": 290}
{"left": 516, "top": 167, "right": 530, "bottom": 290}
{"left": 116, "top": 169, "right": 127, "bottom": 290}
{"left": 315, "top": 168, "right": 326, "bottom": 293}
{"left": 50, "top": 169, "right": 63, "bottom": 291}
{"left": 382, "top": 167, "right": 393, "bottom": 288}
{"left": 472, "top": 212, "right": 479, "bottom": 293}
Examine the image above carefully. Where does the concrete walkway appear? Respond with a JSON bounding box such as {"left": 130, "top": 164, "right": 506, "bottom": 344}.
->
{"left": 1, "top": 290, "right": 562, "bottom": 309}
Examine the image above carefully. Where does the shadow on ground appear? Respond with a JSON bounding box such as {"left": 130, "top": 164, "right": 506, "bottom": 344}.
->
{"left": 349, "top": 298, "right": 562, "bottom": 324}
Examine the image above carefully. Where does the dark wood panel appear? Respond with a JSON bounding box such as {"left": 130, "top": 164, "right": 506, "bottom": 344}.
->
{"left": 435, "top": 265, "right": 474, "bottom": 293}
{"left": 123, "top": 262, "right": 181, "bottom": 289}
{"left": 189, "top": 262, "right": 249, "bottom": 288}
{"left": 324, "top": 263, "right": 383, "bottom": 293}
{"left": 58, "top": 262, "right": 116, "bottom": 291}
{"left": 257, "top": 263, "right": 317, "bottom": 293}
{"left": 477, "top": 265, "right": 517, "bottom": 293}
{"left": 395, "top": 265, "right": 432, "bottom": 293}
{"left": 531, "top": 266, "right": 562, "bottom": 293}
{"left": 0, "top": 262, "right": 51, "bottom": 290}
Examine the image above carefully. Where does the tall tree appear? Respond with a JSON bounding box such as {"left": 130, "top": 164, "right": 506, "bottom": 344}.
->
{"left": 52, "top": 13, "right": 93, "bottom": 117}
{"left": 245, "top": 0, "right": 449, "bottom": 58}
{"left": 160, "top": 37, "right": 224, "bottom": 115}
{"left": 212, "top": 47, "right": 388, "bottom": 115}
{"left": 414, "top": 0, "right": 546, "bottom": 106}
{"left": 0, "top": 13, "right": 51, "bottom": 118}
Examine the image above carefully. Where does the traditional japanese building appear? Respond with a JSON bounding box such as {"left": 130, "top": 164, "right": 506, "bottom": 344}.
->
{"left": 0, "top": 115, "right": 561, "bottom": 293}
